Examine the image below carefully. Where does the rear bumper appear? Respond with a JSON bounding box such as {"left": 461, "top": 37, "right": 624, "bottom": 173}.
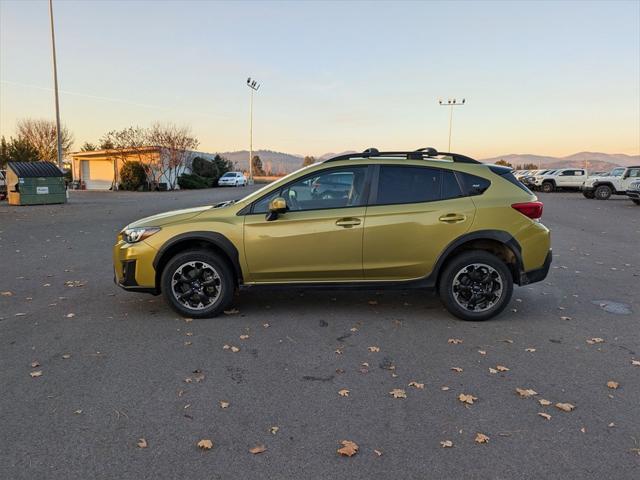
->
{"left": 519, "top": 249, "right": 552, "bottom": 285}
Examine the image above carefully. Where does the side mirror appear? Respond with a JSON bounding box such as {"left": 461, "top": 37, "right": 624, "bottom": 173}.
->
{"left": 266, "top": 197, "right": 287, "bottom": 221}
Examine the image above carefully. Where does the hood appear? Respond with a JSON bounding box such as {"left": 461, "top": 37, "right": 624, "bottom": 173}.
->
{"left": 127, "top": 206, "right": 211, "bottom": 228}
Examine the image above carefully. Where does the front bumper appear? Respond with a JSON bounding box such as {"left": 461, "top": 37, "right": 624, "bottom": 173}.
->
{"left": 580, "top": 184, "right": 596, "bottom": 192}
{"left": 113, "top": 239, "right": 159, "bottom": 293}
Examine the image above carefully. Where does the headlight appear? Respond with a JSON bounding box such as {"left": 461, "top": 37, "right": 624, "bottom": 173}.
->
{"left": 121, "top": 226, "right": 160, "bottom": 244}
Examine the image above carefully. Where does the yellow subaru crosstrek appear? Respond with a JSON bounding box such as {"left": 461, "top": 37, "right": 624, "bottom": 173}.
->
{"left": 114, "top": 148, "right": 551, "bottom": 321}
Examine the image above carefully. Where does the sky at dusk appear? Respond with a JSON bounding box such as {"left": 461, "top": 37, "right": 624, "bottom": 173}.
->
{"left": 1, "top": 0, "right": 639, "bottom": 158}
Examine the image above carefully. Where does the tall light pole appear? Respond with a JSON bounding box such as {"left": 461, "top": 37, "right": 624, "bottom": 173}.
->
{"left": 48, "top": 0, "right": 63, "bottom": 169}
{"left": 438, "top": 98, "right": 465, "bottom": 152}
{"left": 246, "top": 77, "right": 260, "bottom": 183}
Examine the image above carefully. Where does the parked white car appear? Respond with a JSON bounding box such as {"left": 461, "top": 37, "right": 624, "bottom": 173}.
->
{"left": 582, "top": 166, "right": 640, "bottom": 199}
{"left": 218, "top": 172, "right": 247, "bottom": 187}
{"left": 533, "top": 168, "right": 588, "bottom": 193}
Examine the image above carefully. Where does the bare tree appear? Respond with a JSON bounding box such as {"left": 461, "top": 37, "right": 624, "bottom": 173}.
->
{"left": 100, "top": 126, "right": 153, "bottom": 189}
{"left": 16, "top": 118, "right": 74, "bottom": 162}
{"left": 302, "top": 155, "right": 316, "bottom": 167}
{"left": 148, "top": 123, "right": 199, "bottom": 190}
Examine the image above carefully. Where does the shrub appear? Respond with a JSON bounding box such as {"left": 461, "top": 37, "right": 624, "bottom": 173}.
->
{"left": 192, "top": 157, "right": 219, "bottom": 180}
{"left": 119, "top": 162, "right": 147, "bottom": 191}
{"left": 178, "top": 173, "right": 213, "bottom": 189}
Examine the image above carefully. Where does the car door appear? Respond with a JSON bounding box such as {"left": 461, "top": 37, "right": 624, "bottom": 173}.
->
{"left": 621, "top": 167, "right": 640, "bottom": 190}
{"left": 243, "top": 165, "right": 370, "bottom": 282}
{"left": 362, "top": 165, "right": 476, "bottom": 280}
{"left": 556, "top": 170, "right": 573, "bottom": 187}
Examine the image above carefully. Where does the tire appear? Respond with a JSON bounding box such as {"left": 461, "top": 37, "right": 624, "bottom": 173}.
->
{"left": 161, "top": 249, "right": 235, "bottom": 318}
{"left": 541, "top": 182, "right": 555, "bottom": 193}
{"left": 633, "top": 199, "right": 640, "bottom": 205}
{"left": 438, "top": 250, "right": 514, "bottom": 321}
{"left": 583, "top": 191, "right": 595, "bottom": 199}
{"left": 594, "top": 185, "right": 612, "bottom": 200}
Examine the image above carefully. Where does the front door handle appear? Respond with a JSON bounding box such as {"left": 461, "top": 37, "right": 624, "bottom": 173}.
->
{"left": 439, "top": 213, "right": 467, "bottom": 223}
{"left": 335, "top": 217, "right": 362, "bottom": 228}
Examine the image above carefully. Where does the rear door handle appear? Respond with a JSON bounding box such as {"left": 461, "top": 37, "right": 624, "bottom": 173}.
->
{"left": 438, "top": 213, "right": 466, "bottom": 223}
{"left": 335, "top": 217, "right": 362, "bottom": 228}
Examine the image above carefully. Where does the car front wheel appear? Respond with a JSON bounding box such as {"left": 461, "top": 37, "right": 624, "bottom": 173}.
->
{"left": 161, "top": 249, "right": 235, "bottom": 318}
{"left": 541, "top": 182, "right": 555, "bottom": 193}
{"left": 438, "top": 250, "right": 513, "bottom": 321}
{"left": 594, "top": 185, "right": 612, "bottom": 200}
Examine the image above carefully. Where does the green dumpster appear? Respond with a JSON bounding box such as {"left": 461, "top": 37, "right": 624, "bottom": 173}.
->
{"left": 7, "top": 162, "right": 67, "bottom": 206}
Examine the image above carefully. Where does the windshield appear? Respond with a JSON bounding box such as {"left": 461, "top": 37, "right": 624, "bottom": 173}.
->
{"left": 221, "top": 173, "right": 235, "bottom": 178}
{"left": 610, "top": 168, "right": 625, "bottom": 177}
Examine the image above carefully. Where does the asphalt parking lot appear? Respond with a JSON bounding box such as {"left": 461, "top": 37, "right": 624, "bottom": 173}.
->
{"left": 1, "top": 188, "right": 638, "bottom": 479}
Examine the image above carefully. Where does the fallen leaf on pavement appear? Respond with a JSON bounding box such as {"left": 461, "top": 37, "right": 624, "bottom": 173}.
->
{"left": 368, "top": 300, "right": 378, "bottom": 305}
{"left": 249, "top": 444, "right": 266, "bottom": 454}
{"left": 239, "top": 334, "right": 249, "bottom": 340}
{"left": 441, "top": 386, "right": 450, "bottom": 391}
{"left": 496, "top": 365, "right": 509, "bottom": 372}
{"left": 555, "top": 402, "right": 576, "bottom": 412}
{"left": 451, "top": 367, "right": 463, "bottom": 373}
{"left": 337, "top": 440, "right": 359, "bottom": 457}
{"left": 230, "top": 346, "right": 240, "bottom": 352}
{"left": 538, "top": 399, "right": 552, "bottom": 406}
{"left": 224, "top": 308, "right": 239, "bottom": 315}
{"left": 538, "top": 412, "right": 552, "bottom": 420}
{"left": 606, "top": 381, "right": 619, "bottom": 389}
{"left": 263, "top": 323, "right": 270, "bottom": 328}
{"left": 448, "top": 338, "right": 463, "bottom": 344}
{"left": 390, "top": 388, "right": 407, "bottom": 398}
{"left": 219, "top": 401, "right": 230, "bottom": 408}
{"left": 270, "top": 426, "right": 279, "bottom": 435}
{"left": 586, "top": 337, "right": 604, "bottom": 345}
{"left": 408, "top": 381, "right": 424, "bottom": 389}
{"left": 478, "top": 350, "right": 487, "bottom": 355}
{"left": 631, "top": 360, "right": 640, "bottom": 366}
{"left": 30, "top": 371, "right": 42, "bottom": 378}
{"left": 61, "top": 354, "right": 71, "bottom": 359}
{"left": 30, "top": 361, "right": 40, "bottom": 368}
{"left": 1, "top": 291, "right": 13, "bottom": 296}
{"left": 475, "top": 433, "right": 489, "bottom": 444}
{"left": 525, "top": 347, "right": 536, "bottom": 352}
{"left": 137, "top": 438, "right": 148, "bottom": 448}
{"left": 440, "top": 440, "right": 454, "bottom": 448}
{"left": 338, "top": 389, "right": 350, "bottom": 397}
{"left": 368, "top": 346, "right": 380, "bottom": 352}
{"left": 489, "top": 368, "right": 498, "bottom": 374}
{"left": 374, "top": 449, "right": 383, "bottom": 456}
{"left": 197, "top": 439, "right": 213, "bottom": 450}
{"left": 458, "top": 393, "right": 477, "bottom": 405}
{"left": 560, "top": 316, "right": 572, "bottom": 321}
{"left": 515, "top": 388, "right": 538, "bottom": 398}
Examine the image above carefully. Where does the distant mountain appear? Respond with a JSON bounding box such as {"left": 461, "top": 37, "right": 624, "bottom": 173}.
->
{"left": 215, "top": 149, "right": 639, "bottom": 174}
{"left": 317, "top": 151, "right": 358, "bottom": 161}
{"left": 480, "top": 152, "right": 639, "bottom": 169}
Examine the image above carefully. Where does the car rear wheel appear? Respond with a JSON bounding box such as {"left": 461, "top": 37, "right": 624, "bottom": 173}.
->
{"left": 541, "top": 182, "right": 555, "bottom": 193}
{"left": 594, "top": 185, "right": 612, "bottom": 200}
{"left": 438, "top": 250, "right": 514, "bottom": 321}
{"left": 161, "top": 249, "right": 235, "bottom": 318}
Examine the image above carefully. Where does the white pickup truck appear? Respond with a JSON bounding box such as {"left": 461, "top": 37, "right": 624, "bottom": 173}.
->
{"left": 532, "top": 168, "right": 588, "bottom": 193}
{"left": 581, "top": 166, "right": 640, "bottom": 200}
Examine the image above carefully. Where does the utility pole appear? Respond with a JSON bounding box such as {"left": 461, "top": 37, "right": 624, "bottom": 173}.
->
{"left": 49, "top": 0, "right": 63, "bottom": 169}
{"left": 246, "top": 77, "right": 260, "bottom": 184}
{"left": 438, "top": 98, "right": 465, "bottom": 151}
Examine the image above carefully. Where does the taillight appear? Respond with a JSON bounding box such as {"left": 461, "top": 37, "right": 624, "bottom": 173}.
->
{"left": 511, "top": 201, "right": 543, "bottom": 220}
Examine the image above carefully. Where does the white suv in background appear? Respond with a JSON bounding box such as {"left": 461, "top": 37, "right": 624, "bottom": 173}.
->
{"left": 218, "top": 171, "right": 247, "bottom": 187}
{"left": 533, "top": 168, "right": 587, "bottom": 193}
{"left": 582, "top": 166, "right": 640, "bottom": 200}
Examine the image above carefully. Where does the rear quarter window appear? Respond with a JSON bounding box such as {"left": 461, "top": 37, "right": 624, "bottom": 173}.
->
{"left": 456, "top": 172, "right": 491, "bottom": 196}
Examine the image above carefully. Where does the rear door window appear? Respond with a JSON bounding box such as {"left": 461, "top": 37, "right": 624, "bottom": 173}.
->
{"left": 374, "top": 166, "right": 441, "bottom": 205}
{"left": 456, "top": 172, "right": 491, "bottom": 196}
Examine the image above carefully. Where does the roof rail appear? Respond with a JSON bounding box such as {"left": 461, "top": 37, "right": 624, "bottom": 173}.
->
{"left": 324, "top": 147, "right": 481, "bottom": 164}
